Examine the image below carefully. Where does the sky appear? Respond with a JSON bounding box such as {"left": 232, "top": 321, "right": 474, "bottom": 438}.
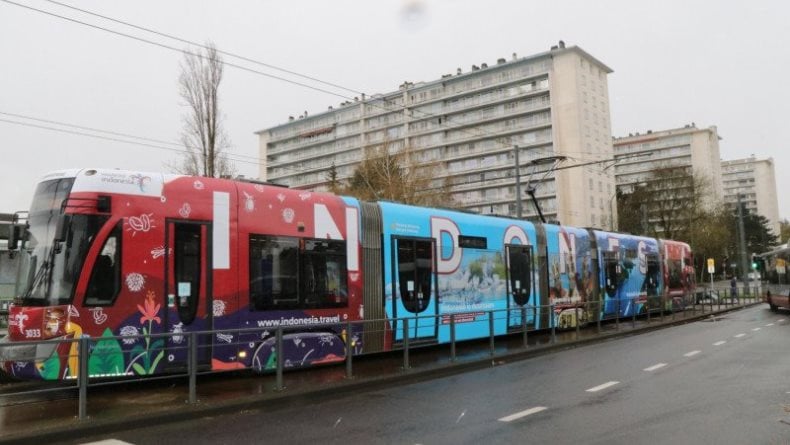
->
{"left": 1, "top": 0, "right": 788, "bottom": 219}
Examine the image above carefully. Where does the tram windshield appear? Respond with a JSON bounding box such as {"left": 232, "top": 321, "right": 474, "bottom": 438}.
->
{"left": 14, "top": 178, "right": 106, "bottom": 306}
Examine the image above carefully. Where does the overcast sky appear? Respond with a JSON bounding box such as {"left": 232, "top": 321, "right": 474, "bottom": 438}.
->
{"left": 1, "top": 0, "right": 788, "bottom": 219}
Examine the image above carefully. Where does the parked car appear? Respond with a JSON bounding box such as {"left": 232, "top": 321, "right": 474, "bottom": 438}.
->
{"left": 766, "top": 289, "right": 790, "bottom": 312}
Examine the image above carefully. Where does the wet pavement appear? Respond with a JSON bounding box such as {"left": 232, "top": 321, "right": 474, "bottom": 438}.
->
{"left": 0, "top": 299, "right": 765, "bottom": 445}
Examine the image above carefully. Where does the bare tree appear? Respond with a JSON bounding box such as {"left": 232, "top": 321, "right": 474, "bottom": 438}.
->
{"left": 340, "top": 142, "right": 454, "bottom": 207}
{"left": 171, "top": 42, "right": 235, "bottom": 177}
{"left": 618, "top": 166, "right": 713, "bottom": 240}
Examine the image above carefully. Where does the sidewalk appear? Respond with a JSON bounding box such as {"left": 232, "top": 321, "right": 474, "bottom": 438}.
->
{"left": 0, "top": 300, "right": 762, "bottom": 445}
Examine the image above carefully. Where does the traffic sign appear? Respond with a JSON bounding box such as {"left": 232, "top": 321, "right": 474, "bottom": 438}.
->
{"left": 707, "top": 258, "right": 715, "bottom": 274}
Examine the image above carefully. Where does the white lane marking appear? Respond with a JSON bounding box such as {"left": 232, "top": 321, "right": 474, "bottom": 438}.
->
{"left": 713, "top": 341, "right": 726, "bottom": 346}
{"left": 778, "top": 319, "right": 787, "bottom": 323}
{"left": 80, "top": 440, "right": 136, "bottom": 445}
{"left": 586, "top": 381, "right": 619, "bottom": 393}
{"left": 643, "top": 363, "right": 667, "bottom": 372}
{"left": 766, "top": 323, "right": 775, "bottom": 327}
{"left": 498, "top": 406, "right": 547, "bottom": 422}
{"left": 752, "top": 327, "right": 761, "bottom": 331}
{"left": 734, "top": 333, "right": 746, "bottom": 338}
{"left": 684, "top": 350, "right": 701, "bottom": 357}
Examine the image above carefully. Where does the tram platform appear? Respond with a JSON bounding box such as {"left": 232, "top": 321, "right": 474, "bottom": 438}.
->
{"left": 0, "top": 300, "right": 763, "bottom": 445}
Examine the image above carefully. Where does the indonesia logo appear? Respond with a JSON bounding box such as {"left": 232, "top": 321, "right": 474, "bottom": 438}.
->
{"left": 129, "top": 174, "right": 152, "bottom": 193}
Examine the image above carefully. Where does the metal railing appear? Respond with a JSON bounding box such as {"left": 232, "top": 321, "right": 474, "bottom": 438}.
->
{"left": 0, "top": 291, "right": 762, "bottom": 420}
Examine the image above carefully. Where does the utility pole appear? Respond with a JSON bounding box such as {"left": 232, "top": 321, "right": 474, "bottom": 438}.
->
{"left": 737, "top": 193, "right": 748, "bottom": 283}
{"left": 640, "top": 202, "right": 648, "bottom": 235}
{"left": 514, "top": 145, "right": 522, "bottom": 219}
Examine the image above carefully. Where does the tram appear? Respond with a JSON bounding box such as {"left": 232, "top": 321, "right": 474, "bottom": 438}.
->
{"left": 0, "top": 169, "right": 695, "bottom": 380}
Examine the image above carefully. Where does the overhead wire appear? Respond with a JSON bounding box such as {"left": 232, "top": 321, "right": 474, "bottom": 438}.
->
{"left": 0, "top": 117, "right": 268, "bottom": 168}
{"left": 2, "top": 0, "right": 617, "bottom": 181}
{"left": 40, "top": 0, "right": 363, "bottom": 97}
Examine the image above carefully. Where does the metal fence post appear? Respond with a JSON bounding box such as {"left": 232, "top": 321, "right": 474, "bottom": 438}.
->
{"left": 550, "top": 304, "right": 556, "bottom": 344}
{"left": 682, "top": 294, "right": 687, "bottom": 318}
{"left": 450, "top": 314, "right": 456, "bottom": 362}
{"left": 632, "top": 298, "right": 637, "bottom": 328}
{"left": 346, "top": 321, "right": 353, "bottom": 379}
{"left": 661, "top": 296, "right": 665, "bottom": 322}
{"left": 521, "top": 306, "right": 528, "bottom": 348}
{"left": 275, "top": 327, "right": 284, "bottom": 391}
{"left": 575, "top": 306, "right": 581, "bottom": 340}
{"left": 189, "top": 332, "right": 197, "bottom": 404}
{"left": 596, "top": 300, "right": 601, "bottom": 333}
{"left": 488, "top": 311, "right": 495, "bottom": 356}
{"left": 647, "top": 300, "right": 651, "bottom": 324}
{"left": 616, "top": 297, "right": 620, "bottom": 330}
{"left": 78, "top": 336, "right": 89, "bottom": 420}
{"left": 402, "top": 318, "right": 410, "bottom": 370}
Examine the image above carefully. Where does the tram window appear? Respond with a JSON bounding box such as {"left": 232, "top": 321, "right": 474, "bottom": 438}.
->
{"left": 85, "top": 222, "right": 122, "bottom": 306}
{"left": 508, "top": 245, "right": 532, "bottom": 306}
{"left": 300, "top": 239, "right": 348, "bottom": 308}
{"left": 175, "top": 224, "right": 201, "bottom": 325}
{"left": 644, "top": 255, "right": 660, "bottom": 295}
{"left": 668, "top": 260, "right": 682, "bottom": 288}
{"left": 397, "top": 239, "right": 432, "bottom": 313}
{"left": 249, "top": 235, "right": 348, "bottom": 310}
{"left": 250, "top": 236, "right": 298, "bottom": 310}
{"left": 603, "top": 251, "right": 620, "bottom": 298}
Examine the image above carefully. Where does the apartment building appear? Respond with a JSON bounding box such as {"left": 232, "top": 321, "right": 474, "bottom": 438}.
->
{"left": 613, "top": 124, "right": 723, "bottom": 201}
{"left": 256, "top": 42, "right": 616, "bottom": 228}
{"left": 721, "top": 156, "right": 780, "bottom": 236}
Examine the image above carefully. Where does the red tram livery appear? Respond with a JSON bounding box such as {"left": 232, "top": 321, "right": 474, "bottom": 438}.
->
{"left": 3, "top": 169, "right": 364, "bottom": 379}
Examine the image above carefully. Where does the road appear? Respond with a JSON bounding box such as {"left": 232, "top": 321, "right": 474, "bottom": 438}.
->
{"left": 64, "top": 305, "right": 790, "bottom": 445}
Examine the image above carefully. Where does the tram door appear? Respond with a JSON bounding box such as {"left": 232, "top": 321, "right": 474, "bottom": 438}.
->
{"left": 392, "top": 237, "right": 438, "bottom": 343}
{"left": 506, "top": 244, "right": 533, "bottom": 331}
{"left": 165, "top": 220, "right": 213, "bottom": 367}
{"left": 603, "top": 250, "right": 621, "bottom": 316}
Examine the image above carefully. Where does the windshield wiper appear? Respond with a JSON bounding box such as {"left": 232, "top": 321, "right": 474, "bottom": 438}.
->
{"left": 22, "top": 247, "right": 55, "bottom": 301}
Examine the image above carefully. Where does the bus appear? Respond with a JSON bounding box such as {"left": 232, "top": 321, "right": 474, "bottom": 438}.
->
{"left": 0, "top": 168, "right": 695, "bottom": 380}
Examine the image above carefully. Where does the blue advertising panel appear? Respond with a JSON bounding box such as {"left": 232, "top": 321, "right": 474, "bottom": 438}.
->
{"left": 593, "top": 230, "right": 662, "bottom": 318}
{"left": 378, "top": 202, "right": 538, "bottom": 343}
